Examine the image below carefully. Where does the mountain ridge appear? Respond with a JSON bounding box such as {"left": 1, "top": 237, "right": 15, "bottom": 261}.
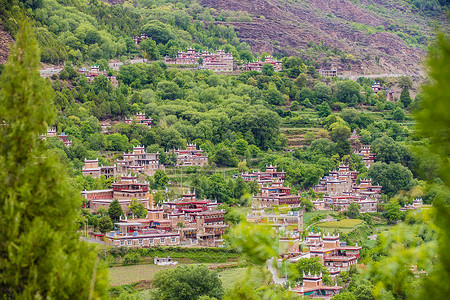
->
{"left": 200, "top": 0, "right": 447, "bottom": 76}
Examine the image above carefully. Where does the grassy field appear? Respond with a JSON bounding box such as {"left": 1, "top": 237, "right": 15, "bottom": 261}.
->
{"left": 218, "top": 267, "right": 270, "bottom": 291}
{"left": 303, "top": 210, "right": 332, "bottom": 225}
{"left": 233, "top": 205, "right": 252, "bottom": 217}
{"left": 109, "top": 264, "right": 174, "bottom": 286}
{"left": 316, "top": 219, "right": 365, "bottom": 234}
{"left": 109, "top": 263, "right": 244, "bottom": 287}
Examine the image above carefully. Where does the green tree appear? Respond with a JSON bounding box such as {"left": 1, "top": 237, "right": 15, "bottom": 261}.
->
{"left": 317, "top": 101, "right": 332, "bottom": 117}
{"left": 157, "top": 80, "right": 183, "bottom": 100}
{"left": 290, "top": 257, "right": 331, "bottom": 284}
{"left": 347, "top": 202, "right": 360, "bottom": 219}
{"left": 264, "top": 85, "right": 286, "bottom": 105}
{"left": 0, "top": 21, "right": 107, "bottom": 298}
{"left": 98, "top": 215, "right": 113, "bottom": 233}
{"left": 152, "top": 265, "right": 224, "bottom": 300}
{"left": 234, "top": 138, "right": 249, "bottom": 155}
{"left": 383, "top": 199, "right": 402, "bottom": 223}
{"left": 368, "top": 162, "right": 413, "bottom": 197}
{"left": 213, "top": 147, "right": 238, "bottom": 167}
{"left": 141, "top": 20, "right": 173, "bottom": 44}
{"left": 153, "top": 169, "right": 169, "bottom": 189}
{"left": 392, "top": 106, "right": 405, "bottom": 120}
{"left": 371, "top": 136, "right": 406, "bottom": 164}
{"left": 400, "top": 88, "right": 412, "bottom": 107}
{"left": 336, "top": 80, "right": 361, "bottom": 105}
{"left": 301, "top": 198, "right": 314, "bottom": 211}
{"left": 262, "top": 63, "right": 275, "bottom": 76}
{"left": 128, "top": 199, "right": 147, "bottom": 218}
{"left": 398, "top": 76, "right": 413, "bottom": 89}
{"left": 108, "top": 199, "right": 123, "bottom": 222}
{"left": 330, "top": 122, "right": 351, "bottom": 142}
{"left": 334, "top": 292, "right": 357, "bottom": 300}
{"left": 139, "top": 38, "right": 159, "bottom": 60}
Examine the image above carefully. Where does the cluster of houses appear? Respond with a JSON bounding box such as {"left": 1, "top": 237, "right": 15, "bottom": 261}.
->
{"left": 41, "top": 127, "right": 72, "bottom": 147}
{"left": 354, "top": 145, "right": 376, "bottom": 169}
{"left": 164, "top": 48, "right": 234, "bottom": 72}
{"left": 372, "top": 81, "right": 395, "bottom": 101}
{"left": 312, "top": 164, "right": 381, "bottom": 213}
{"left": 82, "top": 146, "right": 163, "bottom": 178}
{"left": 400, "top": 198, "right": 423, "bottom": 212}
{"left": 84, "top": 181, "right": 227, "bottom": 247}
{"left": 288, "top": 231, "right": 361, "bottom": 298}
{"left": 241, "top": 165, "right": 303, "bottom": 207}
{"left": 163, "top": 48, "right": 282, "bottom": 73}
{"left": 38, "top": 58, "right": 147, "bottom": 85}
{"left": 172, "top": 143, "right": 209, "bottom": 167}
{"left": 81, "top": 143, "right": 208, "bottom": 180}
{"left": 125, "top": 112, "right": 152, "bottom": 128}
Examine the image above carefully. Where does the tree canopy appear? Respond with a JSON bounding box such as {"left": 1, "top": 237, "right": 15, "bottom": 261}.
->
{"left": 0, "top": 21, "right": 107, "bottom": 298}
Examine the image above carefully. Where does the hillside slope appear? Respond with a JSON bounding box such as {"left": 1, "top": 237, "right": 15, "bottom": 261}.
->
{"left": 201, "top": 0, "right": 447, "bottom": 76}
{"left": 0, "top": 26, "right": 13, "bottom": 64}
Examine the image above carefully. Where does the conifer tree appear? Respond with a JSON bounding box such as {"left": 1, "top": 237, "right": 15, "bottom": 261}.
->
{"left": 0, "top": 21, "right": 107, "bottom": 298}
{"left": 400, "top": 87, "right": 412, "bottom": 107}
{"left": 108, "top": 198, "right": 123, "bottom": 222}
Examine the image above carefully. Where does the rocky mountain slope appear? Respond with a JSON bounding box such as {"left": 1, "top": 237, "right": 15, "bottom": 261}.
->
{"left": 201, "top": 0, "right": 447, "bottom": 76}
{"left": 0, "top": 26, "right": 13, "bottom": 64}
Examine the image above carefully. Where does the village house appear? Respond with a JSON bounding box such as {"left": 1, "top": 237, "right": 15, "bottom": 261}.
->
{"left": 313, "top": 164, "right": 381, "bottom": 213}
{"left": 82, "top": 158, "right": 116, "bottom": 179}
{"left": 161, "top": 190, "right": 227, "bottom": 246}
{"left": 253, "top": 179, "right": 303, "bottom": 207}
{"left": 241, "top": 164, "right": 286, "bottom": 185}
{"left": 304, "top": 232, "right": 361, "bottom": 272}
{"left": 243, "top": 56, "right": 282, "bottom": 72}
{"left": 81, "top": 174, "right": 150, "bottom": 212}
{"left": 241, "top": 165, "right": 302, "bottom": 207}
{"left": 105, "top": 221, "right": 181, "bottom": 248}
{"left": 82, "top": 146, "right": 163, "bottom": 178}
{"left": 125, "top": 112, "right": 153, "bottom": 128}
{"left": 41, "top": 128, "right": 72, "bottom": 147}
{"left": 133, "top": 34, "right": 149, "bottom": 45}
{"left": 246, "top": 204, "right": 303, "bottom": 254}
{"left": 164, "top": 48, "right": 234, "bottom": 72}
{"left": 354, "top": 145, "right": 376, "bottom": 169}
{"left": 372, "top": 82, "right": 382, "bottom": 93}
{"left": 400, "top": 198, "right": 423, "bottom": 212}
{"left": 318, "top": 67, "right": 338, "bottom": 77}
{"left": 290, "top": 271, "right": 343, "bottom": 299}
{"left": 102, "top": 189, "right": 228, "bottom": 247}
{"left": 171, "top": 143, "right": 208, "bottom": 167}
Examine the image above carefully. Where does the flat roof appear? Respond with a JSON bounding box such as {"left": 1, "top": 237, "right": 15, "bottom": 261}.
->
{"left": 114, "top": 222, "right": 144, "bottom": 226}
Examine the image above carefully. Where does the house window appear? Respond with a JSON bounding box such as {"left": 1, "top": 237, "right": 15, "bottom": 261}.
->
{"left": 171, "top": 237, "right": 176, "bottom": 243}
{"left": 120, "top": 240, "right": 124, "bottom": 246}
{"left": 160, "top": 238, "right": 165, "bottom": 243}
{"left": 149, "top": 239, "right": 153, "bottom": 244}
{"left": 127, "top": 240, "right": 132, "bottom": 245}
{"left": 139, "top": 239, "right": 143, "bottom": 244}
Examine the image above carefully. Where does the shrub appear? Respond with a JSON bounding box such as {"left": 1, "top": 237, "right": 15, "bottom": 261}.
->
{"left": 123, "top": 253, "right": 140, "bottom": 266}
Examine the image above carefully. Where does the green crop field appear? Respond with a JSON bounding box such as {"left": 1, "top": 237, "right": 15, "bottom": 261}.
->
{"left": 218, "top": 267, "right": 270, "bottom": 291}
{"left": 316, "top": 219, "right": 365, "bottom": 233}
{"left": 109, "top": 264, "right": 174, "bottom": 286}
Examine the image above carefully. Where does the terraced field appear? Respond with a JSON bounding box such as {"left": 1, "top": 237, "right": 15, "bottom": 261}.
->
{"left": 316, "top": 219, "right": 365, "bottom": 234}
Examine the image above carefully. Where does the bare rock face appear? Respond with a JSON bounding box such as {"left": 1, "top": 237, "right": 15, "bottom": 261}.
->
{"left": 0, "top": 26, "right": 13, "bottom": 64}
{"left": 200, "top": 0, "right": 444, "bottom": 75}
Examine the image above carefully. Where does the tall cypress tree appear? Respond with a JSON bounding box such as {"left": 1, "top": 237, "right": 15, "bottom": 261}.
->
{"left": 400, "top": 87, "right": 411, "bottom": 107}
{"left": 0, "top": 21, "right": 107, "bottom": 298}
